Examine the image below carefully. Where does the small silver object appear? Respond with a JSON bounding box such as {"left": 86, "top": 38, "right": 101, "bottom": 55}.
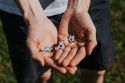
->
{"left": 55, "top": 41, "right": 65, "bottom": 51}
{"left": 41, "top": 47, "right": 53, "bottom": 52}
{"left": 68, "top": 35, "right": 75, "bottom": 43}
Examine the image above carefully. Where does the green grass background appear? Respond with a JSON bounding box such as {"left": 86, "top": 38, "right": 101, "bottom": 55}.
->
{"left": 0, "top": 0, "right": 125, "bottom": 83}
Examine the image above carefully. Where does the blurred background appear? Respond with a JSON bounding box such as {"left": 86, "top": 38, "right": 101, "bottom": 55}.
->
{"left": 0, "top": 0, "right": 125, "bottom": 83}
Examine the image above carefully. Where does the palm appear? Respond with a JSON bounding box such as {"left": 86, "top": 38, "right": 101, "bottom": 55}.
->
{"left": 27, "top": 18, "right": 68, "bottom": 73}
{"left": 59, "top": 10, "right": 97, "bottom": 56}
{"left": 68, "top": 13, "right": 87, "bottom": 43}
{"left": 28, "top": 19, "right": 57, "bottom": 49}
{"left": 54, "top": 0, "right": 97, "bottom": 71}
{"left": 59, "top": 11, "right": 95, "bottom": 43}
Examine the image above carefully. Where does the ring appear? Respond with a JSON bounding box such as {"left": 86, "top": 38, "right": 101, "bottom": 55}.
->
{"left": 40, "top": 47, "right": 53, "bottom": 53}
{"left": 55, "top": 41, "right": 65, "bottom": 51}
{"left": 68, "top": 35, "right": 75, "bottom": 43}
{"left": 40, "top": 35, "right": 75, "bottom": 52}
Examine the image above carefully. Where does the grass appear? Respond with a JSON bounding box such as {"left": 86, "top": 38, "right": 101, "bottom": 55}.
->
{"left": 0, "top": 0, "right": 125, "bottom": 83}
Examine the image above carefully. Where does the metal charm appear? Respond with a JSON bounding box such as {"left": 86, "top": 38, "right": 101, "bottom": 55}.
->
{"left": 55, "top": 41, "right": 65, "bottom": 51}
{"left": 68, "top": 35, "right": 75, "bottom": 43}
{"left": 41, "top": 47, "right": 53, "bottom": 53}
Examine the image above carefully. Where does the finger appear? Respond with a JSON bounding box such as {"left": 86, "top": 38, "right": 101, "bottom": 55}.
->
{"left": 86, "top": 27, "right": 97, "bottom": 55}
{"left": 70, "top": 47, "right": 86, "bottom": 67}
{"left": 68, "top": 42, "right": 78, "bottom": 48}
{"left": 36, "top": 52, "right": 46, "bottom": 66}
{"left": 77, "top": 42, "right": 85, "bottom": 47}
{"left": 27, "top": 41, "right": 45, "bottom": 66}
{"left": 53, "top": 49, "right": 63, "bottom": 61}
{"left": 86, "top": 41, "right": 97, "bottom": 56}
{"left": 57, "top": 47, "right": 71, "bottom": 64}
{"left": 44, "top": 56, "right": 67, "bottom": 74}
{"left": 61, "top": 48, "right": 78, "bottom": 67}
{"left": 48, "top": 52, "right": 54, "bottom": 58}
{"left": 66, "top": 66, "right": 77, "bottom": 75}
{"left": 79, "top": 13, "right": 97, "bottom": 55}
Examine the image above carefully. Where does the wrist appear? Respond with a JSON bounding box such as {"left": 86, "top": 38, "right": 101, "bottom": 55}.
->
{"left": 67, "top": 0, "right": 90, "bottom": 13}
{"left": 17, "top": 0, "right": 47, "bottom": 26}
{"left": 24, "top": 11, "right": 47, "bottom": 26}
{"left": 23, "top": 6, "right": 47, "bottom": 26}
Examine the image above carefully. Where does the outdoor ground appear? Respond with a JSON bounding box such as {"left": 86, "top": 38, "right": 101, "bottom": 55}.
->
{"left": 0, "top": 0, "right": 125, "bottom": 83}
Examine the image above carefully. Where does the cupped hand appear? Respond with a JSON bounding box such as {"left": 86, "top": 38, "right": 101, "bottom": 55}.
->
{"left": 54, "top": 8, "right": 97, "bottom": 68}
{"left": 26, "top": 17, "right": 67, "bottom": 73}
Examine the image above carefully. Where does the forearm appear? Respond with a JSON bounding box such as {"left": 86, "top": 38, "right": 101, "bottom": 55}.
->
{"left": 67, "top": 0, "right": 90, "bottom": 12}
{"left": 15, "top": 0, "right": 47, "bottom": 25}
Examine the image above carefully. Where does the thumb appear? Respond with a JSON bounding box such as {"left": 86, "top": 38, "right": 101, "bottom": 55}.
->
{"left": 58, "top": 11, "right": 72, "bottom": 36}
{"left": 79, "top": 13, "right": 97, "bottom": 55}
{"left": 27, "top": 41, "right": 45, "bottom": 66}
{"left": 86, "top": 28, "right": 97, "bottom": 55}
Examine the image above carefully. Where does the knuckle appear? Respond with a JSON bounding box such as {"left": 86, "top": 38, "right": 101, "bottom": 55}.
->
{"left": 54, "top": 54, "right": 60, "bottom": 61}
{"left": 67, "top": 56, "right": 73, "bottom": 61}
{"left": 66, "top": 47, "right": 71, "bottom": 51}
{"left": 54, "top": 56, "right": 59, "bottom": 61}
{"left": 69, "top": 52, "right": 74, "bottom": 56}
{"left": 62, "top": 61, "right": 68, "bottom": 67}
{"left": 70, "top": 61, "right": 75, "bottom": 67}
{"left": 57, "top": 59, "right": 62, "bottom": 64}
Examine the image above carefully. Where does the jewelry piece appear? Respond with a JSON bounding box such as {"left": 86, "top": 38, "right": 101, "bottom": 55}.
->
{"left": 41, "top": 47, "right": 53, "bottom": 53}
{"left": 68, "top": 35, "right": 75, "bottom": 43}
{"left": 55, "top": 41, "right": 65, "bottom": 51}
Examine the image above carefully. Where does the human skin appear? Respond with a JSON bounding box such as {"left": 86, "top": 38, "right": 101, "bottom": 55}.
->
{"left": 15, "top": 0, "right": 96, "bottom": 76}
{"left": 13, "top": 0, "right": 98, "bottom": 83}
{"left": 15, "top": 0, "right": 77, "bottom": 74}
{"left": 54, "top": 0, "right": 97, "bottom": 68}
{"left": 54, "top": 1, "right": 106, "bottom": 83}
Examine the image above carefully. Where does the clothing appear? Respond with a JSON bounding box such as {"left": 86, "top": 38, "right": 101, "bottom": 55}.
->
{"left": 79, "top": 0, "right": 115, "bottom": 70}
{"left": 0, "top": 0, "right": 115, "bottom": 83}
{"left": 0, "top": 0, "right": 68, "bottom": 16}
{"left": 0, "top": 10, "right": 51, "bottom": 83}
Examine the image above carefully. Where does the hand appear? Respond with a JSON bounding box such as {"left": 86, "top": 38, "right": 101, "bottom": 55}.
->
{"left": 54, "top": 8, "right": 97, "bottom": 67}
{"left": 17, "top": 0, "right": 77, "bottom": 75}
{"left": 26, "top": 17, "right": 67, "bottom": 73}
